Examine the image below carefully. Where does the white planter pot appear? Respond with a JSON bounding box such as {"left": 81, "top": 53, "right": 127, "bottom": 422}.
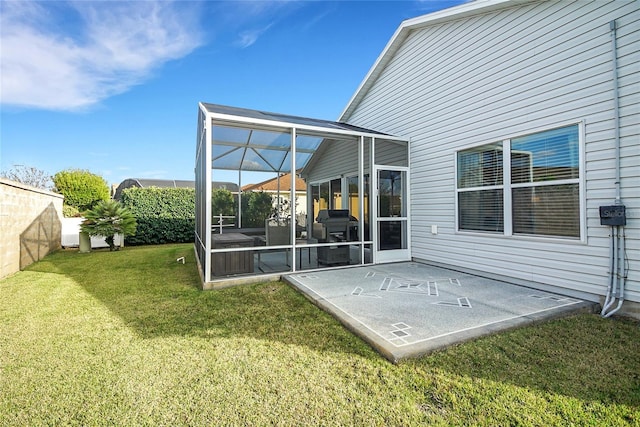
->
{"left": 61, "top": 217, "right": 123, "bottom": 249}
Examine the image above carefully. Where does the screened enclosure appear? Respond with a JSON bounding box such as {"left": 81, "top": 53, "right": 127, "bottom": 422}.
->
{"left": 195, "top": 103, "right": 409, "bottom": 286}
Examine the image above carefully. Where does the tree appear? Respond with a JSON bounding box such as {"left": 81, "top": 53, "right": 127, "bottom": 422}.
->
{"left": 80, "top": 200, "right": 137, "bottom": 251}
{"left": 211, "top": 189, "right": 236, "bottom": 217}
{"left": 1, "top": 165, "right": 52, "bottom": 190}
{"left": 53, "top": 169, "right": 110, "bottom": 212}
{"left": 241, "top": 191, "right": 273, "bottom": 227}
{"left": 211, "top": 189, "right": 237, "bottom": 230}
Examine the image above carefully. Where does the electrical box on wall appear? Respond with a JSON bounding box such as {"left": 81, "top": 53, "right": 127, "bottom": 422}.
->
{"left": 599, "top": 205, "right": 626, "bottom": 226}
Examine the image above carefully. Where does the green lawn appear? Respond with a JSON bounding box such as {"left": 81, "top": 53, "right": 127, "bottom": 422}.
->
{"left": 1, "top": 244, "right": 638, "bottom": 426}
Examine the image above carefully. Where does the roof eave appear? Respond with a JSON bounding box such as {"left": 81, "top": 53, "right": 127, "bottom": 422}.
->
{"left": 339, "top": 0, "right": 525, "bottom": 122}
{"left": 202, "top": 103, "right": 406, "bottom": 141}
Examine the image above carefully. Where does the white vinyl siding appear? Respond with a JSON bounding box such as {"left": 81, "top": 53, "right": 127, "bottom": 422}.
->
{"left": 375, "top": 139, "right": 409, "bottom": 167}
{"left": 305, "top": 139, "right": 365, "bottom": 184}
{"left": 305, "top": 138, "right": 407, "bottom": 184}
{"left": 344, "top": 1, "right": 639, "bottom": 302}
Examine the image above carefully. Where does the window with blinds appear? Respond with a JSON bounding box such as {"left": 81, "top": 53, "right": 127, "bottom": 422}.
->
{"left": 457, "top": 143, "right": 504, "bottom": 232}
{"left": 457, "top": 142, "right": 503, "bottom": 189}
{"left": 456, "top": 124, "right": 581, "bottom": 238}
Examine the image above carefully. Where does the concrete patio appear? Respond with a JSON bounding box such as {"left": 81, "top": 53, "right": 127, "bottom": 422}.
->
{"left": 284, "top": 262, "right": 597, "bottom": 362}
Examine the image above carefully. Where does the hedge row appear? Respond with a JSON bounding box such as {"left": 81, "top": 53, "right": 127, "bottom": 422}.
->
{"left": 121, "top": 187, "right": 195, "bottom": 245}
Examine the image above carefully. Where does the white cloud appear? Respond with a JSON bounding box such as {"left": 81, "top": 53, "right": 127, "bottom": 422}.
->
{"left": 210, "top": 0, "right": 300, "bottom": 49}
{"left": 236, "top": 23, "right": 274, "bottom": 48}
{"left": 0, "top": 1, "right": 203, "bottom": 111}
{"left": 298, "top": 9, "right": 332, "bottom": 33}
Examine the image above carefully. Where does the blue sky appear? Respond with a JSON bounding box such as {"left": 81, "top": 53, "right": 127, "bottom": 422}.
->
{"left": 1, "top": 0, "right": 465, "bottom": 187}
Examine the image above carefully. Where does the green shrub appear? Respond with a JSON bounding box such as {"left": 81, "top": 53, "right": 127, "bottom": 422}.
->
{"left": 211, "top": 189, "right": 236, "bottom": 217}
{"left": 121, "top": 187, "right": 195, "bottom": 245}
{"left": 121, "top": 187, "right": 277, "bottom": 244}
{"left": 241, "top": 191, "right": 274, "bottom": 227}
{"left": 211, "top": 189, "right": 237, "bottom": 229}
{"left": 62, "top": 205, "right": 82, "bottom": 218}
{"left": 53, "top": 169, "right": 109, "bottom": 211}
{"left": 210, "top": 190, "right": 275, "bottom": 228}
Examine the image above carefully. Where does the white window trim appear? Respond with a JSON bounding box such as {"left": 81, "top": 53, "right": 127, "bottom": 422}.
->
{"left": 455, "top": 121, "right": 585, "bottom": 242}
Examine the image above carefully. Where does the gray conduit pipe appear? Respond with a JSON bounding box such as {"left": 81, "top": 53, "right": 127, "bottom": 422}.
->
{"left": 601, "top": 19, "right": 625, "bottom": 317}
{"left": 602, "top": 226, "right": 619, "bottom": 315}
{"left": 610, "top": 20, "right": 622, "bottom": 203}
{"left": 601, "top": 230, "right": 615, "bottom": 312}
{"left": 604, "top": 227, "right": 627, "bottom": 318}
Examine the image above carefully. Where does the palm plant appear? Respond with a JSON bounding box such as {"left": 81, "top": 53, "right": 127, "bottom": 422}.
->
{"left": 81, "top": 200, "right": 137, "bottom": 251}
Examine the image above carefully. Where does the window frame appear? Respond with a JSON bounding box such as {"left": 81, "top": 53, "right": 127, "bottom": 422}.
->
{"left": 309, "top": 175, "right": 344, "bottom": 220}
{"left": 454, "top": 122, "right": 585, "bottom": 242}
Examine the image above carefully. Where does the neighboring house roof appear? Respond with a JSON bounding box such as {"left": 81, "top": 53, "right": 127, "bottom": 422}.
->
{"left": 113, "top": 178, "right": 238, "bottom": 199}
{"left": 340, "top": 0, "right": 524, "bottom": 122}
{"left": 241, "top": 173, "right": 306, "bottom": 193}
{"left": 135, "top": 179, "right": 195, "bottom": 188}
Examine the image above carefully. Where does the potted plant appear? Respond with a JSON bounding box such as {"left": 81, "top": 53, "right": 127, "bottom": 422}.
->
{"left": 80, "top": 200, "right": 137, "bottom": 251}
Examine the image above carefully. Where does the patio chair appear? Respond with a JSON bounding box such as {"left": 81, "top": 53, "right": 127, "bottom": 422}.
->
{"left": 261, "top": 219, "right": 292, "bottom": 268}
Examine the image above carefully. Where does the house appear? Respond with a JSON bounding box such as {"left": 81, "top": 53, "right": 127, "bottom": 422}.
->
{"left": 336, "top": 0, "right": 639, "bottom": 316}
{"left": 195, "top": 0, "right": 638, "bottom": 317}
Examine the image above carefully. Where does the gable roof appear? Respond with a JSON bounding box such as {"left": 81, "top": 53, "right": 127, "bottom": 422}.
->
{"left": 339, "top": 0, "right": 526, "bottom": 122}
{"left": 241, "top": 172, "right": 306, "bottom": 192}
